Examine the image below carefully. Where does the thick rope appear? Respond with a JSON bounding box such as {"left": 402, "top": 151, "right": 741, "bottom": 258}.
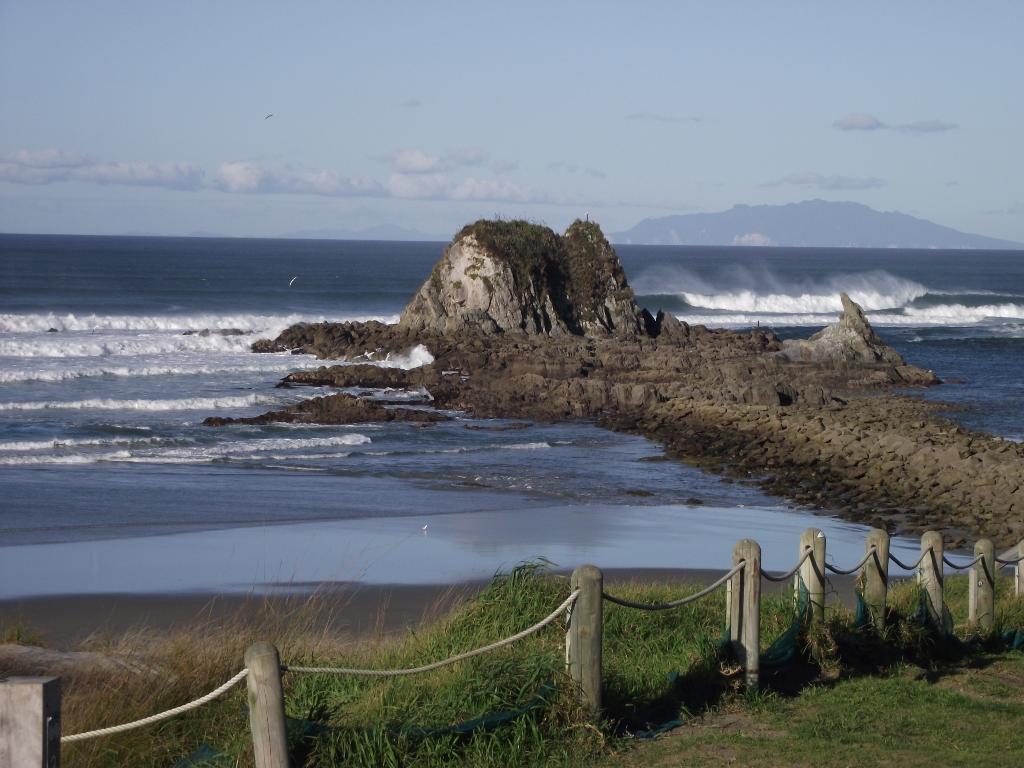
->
{"left": 61, "top": 668, "right": 249, "bottom": 744}
{"left": 942, "top": 554, "right": 984, "bottom": 571}
{"left": 824, "top": 547, "right": 878, "bottom": 576}
{"left": 889, "top": 549, "right": 931, "bottom": 571}
{"left": 996, "top": 554, "right": 1024, "bottom": 565}
{"left": 286, "top": 591, "right": 579, "bottom": 677}
{"left": 761, "top": 548, "right": 812, "bottom": 583}
{"left": 602, "top": 562, "right": 744, "bottom": 611}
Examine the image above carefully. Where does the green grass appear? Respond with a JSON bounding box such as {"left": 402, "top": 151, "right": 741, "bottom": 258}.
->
{"left": 4, "top": 564, "right": 1023, "bottom": 767}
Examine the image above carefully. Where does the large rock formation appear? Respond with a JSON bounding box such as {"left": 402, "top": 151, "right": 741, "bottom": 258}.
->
{"left": 231, "top": 217, "right": 1024, "bottom": 548}
{"left": 781, "top": 293, "right": 907, "bottom": 365}
{"left": 398, "top": 220, "right": 648, "bottom": 338}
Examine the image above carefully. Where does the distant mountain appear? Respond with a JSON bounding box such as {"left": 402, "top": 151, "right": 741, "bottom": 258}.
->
{"left": 280, "top": 224, "right": 445, "bottom": 241}
{"left": 611, "top": 200, "right": 1022, "bottom": 249}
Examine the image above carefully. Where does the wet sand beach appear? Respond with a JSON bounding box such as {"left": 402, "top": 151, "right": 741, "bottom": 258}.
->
{"left": 0, "top": 567, "right": 865, "bottom": 648}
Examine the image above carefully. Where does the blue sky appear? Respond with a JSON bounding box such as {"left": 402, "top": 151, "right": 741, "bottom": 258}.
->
{"left": 1, "top": 1, "right": 1021, "bottom": 240}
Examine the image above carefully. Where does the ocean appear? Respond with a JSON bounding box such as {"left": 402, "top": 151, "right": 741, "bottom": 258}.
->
{"left": 1, "top": 234, "right": 1021, "bottom": 597}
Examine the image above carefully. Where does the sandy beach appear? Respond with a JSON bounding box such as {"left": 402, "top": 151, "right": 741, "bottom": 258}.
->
{"left": 0, "top": 567, "right": 867, "bottom": 648}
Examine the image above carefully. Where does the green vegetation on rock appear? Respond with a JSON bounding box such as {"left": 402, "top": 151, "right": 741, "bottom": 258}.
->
{"left": 452, "top": 218, "right": 639, "bottom": 335}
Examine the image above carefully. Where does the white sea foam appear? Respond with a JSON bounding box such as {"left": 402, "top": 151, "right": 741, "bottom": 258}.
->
{"left": 0, "top": 312, "right": 398, "bottom": 334}
{"left": 350, "top": 344, "right": 434, "bottom": 369}
{"left": 0, "top": 434, "right": 371, "bottom": 465}
{"left": 0, "top": 333, "right": 257, "bottom": 358}
{"left": 902, "top": 303, "right": 1024, "bottom": 322}
{"left": 635, "top": 267, "right": 927, "bottom": 311}
{"left": 0, "top": 356, "right": 347, "bottom": 384}
{"left": 0, "top": 436, "right": 186, "bottom": 452}
{"left": 675, "top": 303, "right": 1024, "bottom": 329}
{"left": 0, "top": 394, "right": 280, "bottom": 412}
{"left": 0, "top": 343, "right": 431, "bottom": 382}
{"left": 0, "top": 451, "right": 133, "bottom": 466}
{"left": 366, "top": 441, "right": 552, "bottom": 457}
{"left": 680, "top": 284, "right": 926, "bottom": 314}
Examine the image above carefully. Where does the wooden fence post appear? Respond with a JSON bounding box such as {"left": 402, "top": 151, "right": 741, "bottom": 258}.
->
{"left": 799, "top": 528, "right": 826, "bottom": 625}
{"left": 0, "top": 676, "right": 61, "bottom": 768}
{"left": 731, "top": 540, "right": 761, "bottom": 690}
{"left": 863, "top": 528, "right": 890, "bottom": 627}
{"left": 919, "top": 531, "right": 945, "bottom": 630}
{"left": 567, "top": 564, "right": 603, "bottom": 717}
{"left": 245, "top": 641, "right": 289, "bottom": 768}
{"left": 969, "top": 538, "right": 995, "bottom": 633}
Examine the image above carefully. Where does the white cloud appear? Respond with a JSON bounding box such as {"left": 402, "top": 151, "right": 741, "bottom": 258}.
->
{"left": 833, "top": 114, "right": 958, "bottom": 134}
{"left": 0, "top": 147, "right": 609, "bottom": 207}
{"left": 386, "top": 172, "right": 556, "bottom": 203}
{"left": 732, "top": 233, "right": 773, "bottom": 246}
{"left": 764, "top": 172, "right": 886, "bottom": 191}
{"left": 389, "top": 149, "right": 445, "bottom": 174}
{"left": 0, "top": 148, "right": 203, "bottom": 190}
{"left": 383, "top": 147, "right": 487, "bottom": 174}
{"left": 213, "top": 161, "right": 384, "bottom": 197}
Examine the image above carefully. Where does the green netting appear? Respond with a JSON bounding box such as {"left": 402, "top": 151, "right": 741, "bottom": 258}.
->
{"left": 283, "top": 679, "right": 555, "bottom": 744}
{"left": 1003, "top": 629, "right": 1024, "bottom": 651}
{"left": 917, "top": 585, "right": 962, "bottom": 647}
{"left": 171, "top": 744, "right": 226, "bottom": 767}
{"left": 761, "top": 575, "right": 811, "bottom": 669}
{"left": 854, "top": 589, "right": 870, "bottom": 629}
{"left": 395, "top": 681, "right": 554, "bottom": 738}
{"left": 718, "top": 574, "right": 811, "bottom": 670}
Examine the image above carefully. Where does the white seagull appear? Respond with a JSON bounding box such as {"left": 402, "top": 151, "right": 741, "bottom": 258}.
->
{"left": 421, "top": 524, "right": 429, "bottom": 533}
{"left": 288, "top": 276, "right": 298, "bottom": 287}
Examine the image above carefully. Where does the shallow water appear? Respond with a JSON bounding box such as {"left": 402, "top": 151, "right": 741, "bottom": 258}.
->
{"left": 0, "top": 235, "right": 1019, "bottom": 596}
{"left": 0, "top": 502, "right": 954, "bottom": 598}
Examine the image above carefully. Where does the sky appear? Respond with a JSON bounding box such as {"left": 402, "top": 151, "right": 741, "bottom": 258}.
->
{"left": 1, "top": 1, "right": 1022, "bottom": 240}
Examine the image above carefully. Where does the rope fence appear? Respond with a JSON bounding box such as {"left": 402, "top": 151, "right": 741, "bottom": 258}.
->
{"left": 942, "top": 554, "right": 984, "bottom": 571}
{"left": 824, "top": 547, "right": 877, "bottom": 575}
{"left": 761, "top": 547, "right": 812, "bottom": 582}
{"left": 888, "top": 550, "right": 930, "bottom": 571}
{"left": 285, "top": 590, "right": 579, "bottom": 677}
{"left": 7, "top": 529, "right": 1021, "bottom": 767}
{"left": 60, "top": 668, "right": 249, "bottom": 744}
{"left": 601, "top": 563, "right": 742, "bottom": 611}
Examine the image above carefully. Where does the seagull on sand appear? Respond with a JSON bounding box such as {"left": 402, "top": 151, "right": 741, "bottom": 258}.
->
{"left": 264, "top": 113, "right": 274, "bottom": 120}
{"left": 288, "top": 276, "right": 298, "bottom": 287}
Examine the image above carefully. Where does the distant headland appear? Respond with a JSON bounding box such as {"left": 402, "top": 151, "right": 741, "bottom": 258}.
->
{"left": 610, "top": 199, "right": 1022, "bottom": 249}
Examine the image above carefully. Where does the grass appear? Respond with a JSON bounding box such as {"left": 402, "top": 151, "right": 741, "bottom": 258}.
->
{"left": 2, "top": 565, "right": 1022, "bottom": 767}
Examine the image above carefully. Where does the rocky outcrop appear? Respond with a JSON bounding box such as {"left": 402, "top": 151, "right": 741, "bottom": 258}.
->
{"left": 202, "top": 393, "right": 448, "bottom": 427}
{"left": 225, "top": 217, "right": 1024, "bottom": 547}
{"left": 781, "top": 293, "right": 907, "bottom": 365}
{"left": 398, "top": 220, "right": 648, "bottom": 338}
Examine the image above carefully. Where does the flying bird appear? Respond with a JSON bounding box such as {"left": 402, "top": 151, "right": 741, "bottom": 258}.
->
{"left": 288, "top": 276, "right": 298, "bottom": 287}
{"left": 264, "top": 113, "right": 274, "bottom": 120}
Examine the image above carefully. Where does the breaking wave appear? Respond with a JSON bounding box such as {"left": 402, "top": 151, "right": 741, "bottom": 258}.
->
{"left": 0, "top": 433, "right": 372, "bottom": 465}
{"left": 633, "top": 265, "right": 1024, "bottom": 328}
{"left": 0, "top": 394, "right": 281, "bottom": 412}
{"left": 0, "top": 312, "right": 399, "bottom": 334}
{"left": 0, "top": 357, "right": 346, "bottom": 384}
